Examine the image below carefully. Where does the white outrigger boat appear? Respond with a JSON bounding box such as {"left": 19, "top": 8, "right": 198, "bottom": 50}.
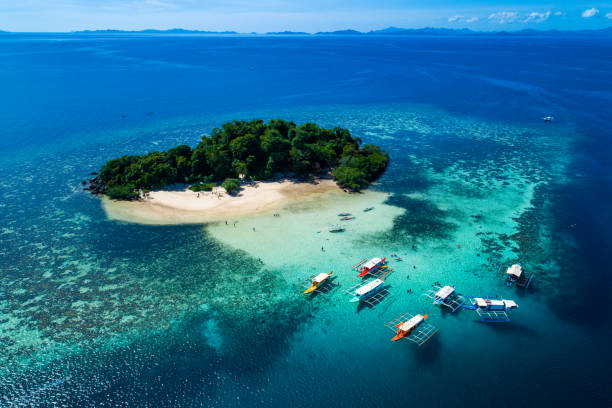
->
{"left": 463, "top": 297, "right": 519, "bottom": 322}
{"left": 472, "top": 297, "right": 518, "bottom": 312}
{"left": 424, "top": 284, "right": 465, "bottom": 312}
{"left": 346, "top": 270, "right": 391, "bottom": 306}
{"left": 505, "top": 264, "right": 534, "bottom": 288}
{"left": 349, "top": 278, "right": 384, "bottom": 303}
{"left": 542, "top": 116, "right": 554, "bottom": 122}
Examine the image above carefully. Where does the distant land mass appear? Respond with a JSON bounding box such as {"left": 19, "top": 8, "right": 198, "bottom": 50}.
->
{"left": 73, "top": 28, "right": 238, "bottom": 34}
{"left": 368, "top": 27, "right": 474, "bottom": 35}
{"left": 366, "top": 26, "right": 612, "bottom": 37}
{"left": 315, "top": 29, "right": 362, "bottom": 35}
{"left": 7, "top": 26, "right": 609, "bottom": 37}
{"left": 265, "top": 30, "right": 310, "bottom": 35}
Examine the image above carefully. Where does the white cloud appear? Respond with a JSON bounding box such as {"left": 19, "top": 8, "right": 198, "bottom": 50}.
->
{"left": 524, "top": 11, "right": 551, "bottom": 23}
{"left": 606, "top": 12, "right": 612, "bottom": 19}
{"left": 448, "top": 15, "right": 478, "bottom": 23}
{"left": 581, "top": 8, "right": 599, "bottom": 18}
{"left": 488, "top": 11, "right": 519, "bottom": 24}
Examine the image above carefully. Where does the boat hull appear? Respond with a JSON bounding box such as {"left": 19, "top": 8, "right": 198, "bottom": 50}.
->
{"left": 391, "top": 331, "right": 408, "bottom": 341}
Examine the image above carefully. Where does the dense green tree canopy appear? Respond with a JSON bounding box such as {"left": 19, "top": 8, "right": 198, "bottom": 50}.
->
{"left": 221, "top": 178, "right": 241, "bottom": 194}
{"left": 97, "top": 119, "right": 389, "bottom": 199}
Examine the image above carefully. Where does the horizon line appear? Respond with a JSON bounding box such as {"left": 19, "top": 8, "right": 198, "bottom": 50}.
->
{"left": 1, "top": 25, "right": 612, "bottom": 35}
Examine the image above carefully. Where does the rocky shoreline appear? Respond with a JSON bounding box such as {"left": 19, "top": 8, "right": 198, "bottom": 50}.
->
{"left": 82, "top": 173, "right": 107, "bottom": 195}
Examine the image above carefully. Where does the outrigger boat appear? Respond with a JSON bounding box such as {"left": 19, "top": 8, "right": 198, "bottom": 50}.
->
{"left": 353, "top": 257, "right": 387, "bottom": 277}
{"left": 349, "top": 278, "right": 385, "bottom": 302}
{"left": 391, "top": 314, "right": 429, "bottom": 341}
{"left": 329, "top": 225, "right": 345, "bottom": 233}
{"left": 363, "top": 206, "right": 374, "bottom": 212}
{"left": 341, "top": 216, "right": 355, "bottom": 221}
{"left": 432, "top": 285, "right": 455, "bottom": 304}
{"left": 542, "top": 116, "right": 554, "bottom": 122}
{"left": 505, "top": 264, "right": 534, "bottom": 288}
{"left": 472, "top": 297, "right": 518, "bottom": 312}
{"left": 338, "top": 212, "right": 351, "bottom": 216}
{"left": 302, "top": 271, "right": 334, "bottom": 294}
{"left": 462, "top": 297, "right": 519, "bottom": 322}
{"left": 346, "top": 270, "right": 392, "bottom": 306}
{"left": 424, "top": 284, "right": 465, "bottom": 312}
{"left": 385, "top": 312, "right": 438, "bottom": 346}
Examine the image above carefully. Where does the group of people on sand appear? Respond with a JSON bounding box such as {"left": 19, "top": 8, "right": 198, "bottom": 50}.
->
{"left": 195, "top": 191, "right": 223, "bottom": 200}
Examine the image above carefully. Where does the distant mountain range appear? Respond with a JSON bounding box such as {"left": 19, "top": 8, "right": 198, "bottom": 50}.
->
{"left": 74, "top": 28, "right": 239, "bottom": 35}
{"left": 319, "top": 26, "right": 612, "bottom": 37}
{"left": 265, "top": 30, "right": 310, "bottom": 35}
{"left": 2, "top": 26, "right": 609, "bottom": 36}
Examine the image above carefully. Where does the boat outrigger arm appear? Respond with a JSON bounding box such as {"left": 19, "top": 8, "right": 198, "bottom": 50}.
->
{"left": 302, "top": 271, "right": 334, "bottom": 294}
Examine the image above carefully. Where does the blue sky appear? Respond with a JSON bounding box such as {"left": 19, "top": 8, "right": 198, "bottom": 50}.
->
{"left": 1, "top": 1, "right": 612, "bottom": 32}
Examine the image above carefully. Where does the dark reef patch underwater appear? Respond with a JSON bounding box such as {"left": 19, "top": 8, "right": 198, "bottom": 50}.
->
{"left": 1, "top": 33, "right": 611, "bottom": 406}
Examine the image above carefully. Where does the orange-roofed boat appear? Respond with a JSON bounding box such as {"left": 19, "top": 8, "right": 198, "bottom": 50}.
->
{"left": 391, "top": 314, "right": 428, "bottom": 341}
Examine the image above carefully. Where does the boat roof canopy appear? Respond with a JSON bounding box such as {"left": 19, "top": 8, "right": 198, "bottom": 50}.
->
{"left": 435, "top": 285, "right": 455, "bottom": 300}
{"left": 475, "top": 298, "right": 488, "bottom": 307}
{"left": 313, "top": 273, "right": 329, "bottom": 283}
{"left": 507, "top": 264, "right": 522, "bottom": 278}
{"left": 503, "top": 300, "right": 518, "bottom": 309}
{"left": 399, "top": 314, "right": 424, "bottom": 331}
{"left": 361, "top": 257, "right": 382, "bottom": 270}
{"left": 475, "top": 298, "right": 518, "bottom": 309}
{"left": 355, "top": 279, "right": 383, "bottom": 296}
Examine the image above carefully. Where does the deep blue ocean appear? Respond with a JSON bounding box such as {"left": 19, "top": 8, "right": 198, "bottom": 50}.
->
{"left": 0, "top": 33, "right": 611, "bottom": 407}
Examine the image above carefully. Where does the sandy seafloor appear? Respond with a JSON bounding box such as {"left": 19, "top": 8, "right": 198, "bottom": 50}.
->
{"left": 1, "top": 34, "right": 611, "bottom": 407}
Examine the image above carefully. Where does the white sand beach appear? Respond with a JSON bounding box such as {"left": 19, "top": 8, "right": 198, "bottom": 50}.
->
{"left": 102, "top": 178, "right": 343, "bottom": 225}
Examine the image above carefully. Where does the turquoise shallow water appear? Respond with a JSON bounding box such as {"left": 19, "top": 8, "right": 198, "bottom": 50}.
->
{"left": 1, "top": 34, "right": 611, "bottom": 406}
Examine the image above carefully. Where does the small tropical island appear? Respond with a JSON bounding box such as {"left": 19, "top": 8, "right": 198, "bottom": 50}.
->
{"left": 88, "top": 119, "right": 389, "bottom": 200}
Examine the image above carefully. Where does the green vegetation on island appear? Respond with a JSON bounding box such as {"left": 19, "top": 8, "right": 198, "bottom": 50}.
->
{"left": 91, "top": 119, "right": 389, "bottom": 199}
{"left": 221, "top": 178, "right": 241, "bottom": 194}
{"left": 188, "top": 183, "right": 214, "bottom": 192}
